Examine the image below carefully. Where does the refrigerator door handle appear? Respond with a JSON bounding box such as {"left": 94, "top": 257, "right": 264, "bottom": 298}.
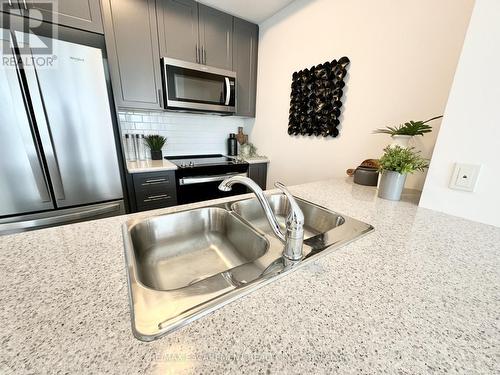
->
{"left": 36, "top": 107, "right": 66, "bottom": 201}
{"left": 19, "top": 44, "right": 66, "bottom": 201}
{"left": 9, "top": 38, "right": 52, "bottom": 203}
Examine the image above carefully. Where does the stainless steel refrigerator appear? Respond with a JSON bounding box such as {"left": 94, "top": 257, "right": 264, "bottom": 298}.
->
{"left": 0, "top": 21, "right": 125, "bottom": 235}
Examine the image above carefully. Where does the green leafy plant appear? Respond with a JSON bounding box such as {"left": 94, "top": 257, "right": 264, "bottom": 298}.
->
{"left": 144, "top": 135, "right": 166, "bottom": 151}
{"left": 378, "top": 146, "right": 429, "bottom": 175}
{"left": 373, "top": 115, "right": 442, "bottom": 136}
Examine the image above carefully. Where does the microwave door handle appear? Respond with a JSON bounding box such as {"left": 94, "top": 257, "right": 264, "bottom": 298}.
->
{"left": 224, "top": 77, "right": 230, "bottom": 105}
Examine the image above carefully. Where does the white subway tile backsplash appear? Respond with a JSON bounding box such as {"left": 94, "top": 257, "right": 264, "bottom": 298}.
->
{"left": 134, "top": 123, "right": 150, "bottom": 130}
{"left": 119, "top": 110, "right": 246, "bottom": 156}
{"left": 121, "top": 122, "right": 135, "bottom": 130}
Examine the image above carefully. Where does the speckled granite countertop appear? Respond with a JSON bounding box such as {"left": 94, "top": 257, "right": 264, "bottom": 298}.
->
{"left": 126, "top": 159, "right": 177, "bottom": 173}
{"left": 226, "top": 155, "right": 270, "bottom": 164}
{"left": 1, "top": 178, "right": 498, "bottom": 374}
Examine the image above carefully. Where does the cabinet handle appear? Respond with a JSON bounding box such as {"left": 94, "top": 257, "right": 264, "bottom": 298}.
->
{"left": 202, "top": 46, "right": 206, "bottom": 64}
{"left": 144, "top": 194, "right": 171, "bottom": 202}
{"left": 8, "top": 0, "right": 12, "bottom": 7}
{"left": 142, "top": 178, "right": 167, "bottom": 185}
{"left": 196, "top": 44, "right": 199, "bottom": 63}
{"left": 22, "top": 0, "right": 27, "bottom": 9}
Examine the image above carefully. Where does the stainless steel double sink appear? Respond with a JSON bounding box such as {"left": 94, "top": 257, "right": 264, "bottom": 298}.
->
{"left": 123, "top": 193, "right": 373, "bottom": 341}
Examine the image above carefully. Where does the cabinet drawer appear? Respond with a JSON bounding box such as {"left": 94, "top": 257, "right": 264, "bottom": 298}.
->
{"left": 133, "top": 171, "right": 176, "bottom": 192}
{"left": 132, "top": 171, "right": 178, "bottom": 211}
{"left": 135, "top": 186, "right": 177, "bottom": 211}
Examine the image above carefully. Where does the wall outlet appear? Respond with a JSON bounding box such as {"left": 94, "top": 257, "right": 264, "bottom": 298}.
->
{"left": 449, "top": 163, "right": 481, "bottom": 192}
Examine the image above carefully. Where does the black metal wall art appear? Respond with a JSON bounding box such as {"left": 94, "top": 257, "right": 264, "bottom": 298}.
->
{"left": 288, "top": 56, "right": 350, "bottom": 137}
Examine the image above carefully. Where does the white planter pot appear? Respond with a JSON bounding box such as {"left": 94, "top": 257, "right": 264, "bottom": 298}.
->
{"left": 378, "top": 170, "right": 407, "bottom": 201}
{"left": 390, "top": 135, "right": 412, "bottom": 148}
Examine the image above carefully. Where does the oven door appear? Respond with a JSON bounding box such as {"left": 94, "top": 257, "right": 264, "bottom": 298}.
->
{"left": 162, "top": 57, "right": 236, "bottom": 113}
{"left": 177, "top": 172, "right": 248, "bottom": 205}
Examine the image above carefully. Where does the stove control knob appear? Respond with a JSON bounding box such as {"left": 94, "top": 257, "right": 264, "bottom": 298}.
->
{"left": 189, "top": 161, "right": 195, "bottom": 167}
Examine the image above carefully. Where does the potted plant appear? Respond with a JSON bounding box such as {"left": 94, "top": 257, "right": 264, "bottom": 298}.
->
{"left": 373, "top": 115, "right": 442, "bottom": 147}
{"left": 144, "top": 135, "right": 166, "bottom": 160}
{"left": 377, "top": 146, "right": 428, "bottom": 201}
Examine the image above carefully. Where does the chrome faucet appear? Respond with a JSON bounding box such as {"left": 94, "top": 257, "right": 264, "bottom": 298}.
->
{"left": 219, "top": 176, "right": 304, "bottom": 261}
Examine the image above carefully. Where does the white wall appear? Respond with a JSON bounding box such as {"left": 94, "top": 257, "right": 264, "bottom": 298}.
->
{"left": 246, "top": 0, "right": 474, "bottom": 189}
{"left": 118, "top": 111, "right": 246, "bottom": 156}
{"left": 420, "top": 0, "right": 500, "bottom": 228}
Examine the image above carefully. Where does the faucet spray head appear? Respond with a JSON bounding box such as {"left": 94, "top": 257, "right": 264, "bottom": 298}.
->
{"left": 218, "top": 181, "right": 232, "bottom": 192}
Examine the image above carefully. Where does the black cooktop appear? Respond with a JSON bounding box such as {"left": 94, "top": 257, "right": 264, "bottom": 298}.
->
{"left": 165, "top": 154, "right": 246, "bottom": 169}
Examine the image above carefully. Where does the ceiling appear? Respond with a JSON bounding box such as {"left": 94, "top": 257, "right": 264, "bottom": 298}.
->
{"left": 197, "top": 0, "right": 296, "bottom": 24}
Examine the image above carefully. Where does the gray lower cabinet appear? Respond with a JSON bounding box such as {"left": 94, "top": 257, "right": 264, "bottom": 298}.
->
{"left": 24, "top": 0, "right": 104, "bottom": 34}
{"left": 132, "top": 171, "right": 177, "bottom": 212}
{"left": 233, "top": 17, "right": 258, "bottom": 117}
{"left": 198, "top": 4, "right": 232, "bottom": 70}
{"left": 102, "top": 0, "right": 163, "bottom": 110}
{"left": 157, "top": 0, "right": 199, "bottom": 63}
{"left": 248, "top": 163, "right": 267, "bottom": 190}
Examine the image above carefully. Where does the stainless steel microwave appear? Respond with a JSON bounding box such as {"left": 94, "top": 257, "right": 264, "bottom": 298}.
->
{"left": 162, "top": 57, "right": 236, "bottom": 114}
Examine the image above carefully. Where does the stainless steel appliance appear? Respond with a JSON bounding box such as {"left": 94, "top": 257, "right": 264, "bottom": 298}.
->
{"left": 0, "top": 21, "right": 124, "bottom": 235}
{"left": 162, "top": 57, "right": 236, "bottom": 114}
{"left": 167, "top": 154, "right": 248, "bottom": 204}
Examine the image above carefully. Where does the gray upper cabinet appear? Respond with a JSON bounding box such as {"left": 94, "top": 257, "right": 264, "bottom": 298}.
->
{"left": 157, "top": 0, "right": 199, "bottom": 63}
{"left": 102, "top": 0, "right": 162, "bottom": 110}
{"left": 98, "top": 0, "right": 257, "bottom": 113}
{"left": 198, "top": 4, "right": 232, "bottom": 70}
{"left": 1, "top": 1, "right": 23, "bottom": 16}
{"left": 233, "top": 17, "right": 258, "bottom": 117}
{"left": 25, "top": 0, "right": 104, "bottom": 34}
{"left": 158, "top": 0, "right": 233, "bottom": 69}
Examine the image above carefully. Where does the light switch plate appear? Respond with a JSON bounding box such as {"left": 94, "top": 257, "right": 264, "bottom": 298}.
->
{"left": 449, "top": 163, "right": 481, "bottom": 192}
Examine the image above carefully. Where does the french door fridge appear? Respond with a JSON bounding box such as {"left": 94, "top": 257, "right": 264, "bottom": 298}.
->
{"left": 0, "top": 19, "right": 124, "bottom": 235}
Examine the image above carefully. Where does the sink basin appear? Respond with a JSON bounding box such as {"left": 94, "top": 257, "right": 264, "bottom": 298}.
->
{"left": 231, "top": 194, "right": 345, "bottom": 239}
{"left": 123, "top": 194, "right": 373, "bottom": 341}
{"left": 130, "top": 207, "right": 268, "bottom": 291}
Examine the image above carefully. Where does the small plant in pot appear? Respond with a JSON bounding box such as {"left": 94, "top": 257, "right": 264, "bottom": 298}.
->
{"left": 144, "top": 135, "right": 166, "bottom": 160}
{"left": 373, "top": 115, "right": 442, "bottom": 147}
{"left": 377, "top": 146, "right": 428, "bottom": 201}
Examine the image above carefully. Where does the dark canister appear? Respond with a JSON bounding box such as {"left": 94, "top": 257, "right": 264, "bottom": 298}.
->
{"left": 227, "top": 133, "right": 238, "bottom": 156}
{"left": 353, "top": 166, "right": 379, "bottom": 186}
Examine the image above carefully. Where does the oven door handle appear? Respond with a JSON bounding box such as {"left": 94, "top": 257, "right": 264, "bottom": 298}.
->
{"left": 179, "top": 172, "right": 247, "bottom": 186}
{"left": 224, "top": 77, "right": 231, "bottom": 106}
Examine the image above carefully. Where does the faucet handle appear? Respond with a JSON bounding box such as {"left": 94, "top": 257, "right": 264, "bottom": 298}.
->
{"left": 275, "top": 182, "right": 305, "bottom": 261}
{"left": 275, "top": 182, "right": 304, "bottom": 226}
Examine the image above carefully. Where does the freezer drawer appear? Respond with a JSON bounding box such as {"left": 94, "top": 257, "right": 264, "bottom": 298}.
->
{"left": 0, "top": 200, "right": 125, "bottom": 236}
